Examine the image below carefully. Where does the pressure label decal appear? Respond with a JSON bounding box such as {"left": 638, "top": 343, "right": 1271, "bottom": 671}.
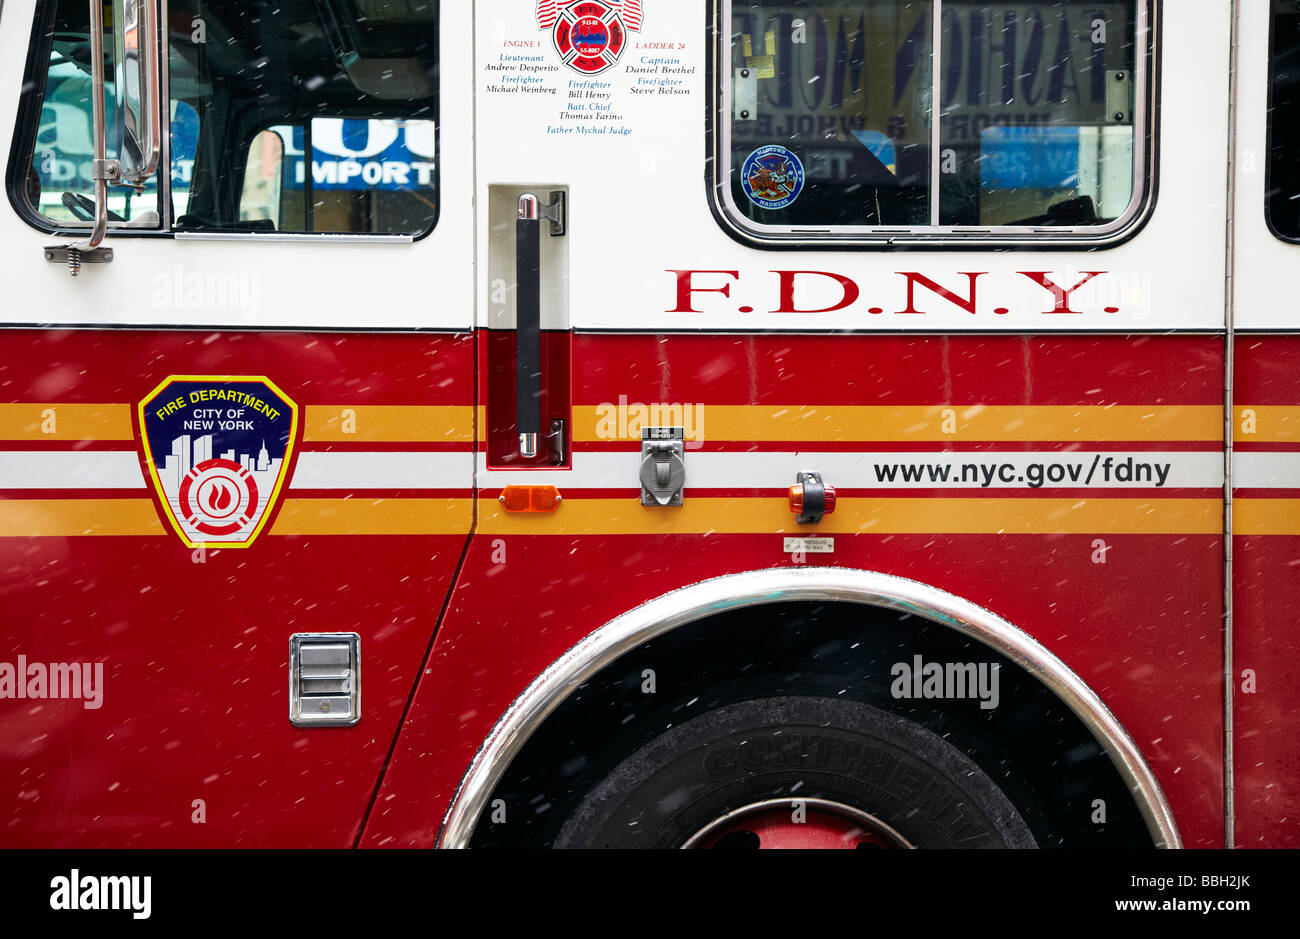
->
{"left": 139, "top": 376, "right": 298, "bottom": 549}
{"left": 742, "top": 145, "right": 805, "bottom": 210}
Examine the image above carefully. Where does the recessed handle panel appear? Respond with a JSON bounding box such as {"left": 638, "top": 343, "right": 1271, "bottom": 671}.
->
{"left": 516, "top": 195, "right": 543, "bottom": 457}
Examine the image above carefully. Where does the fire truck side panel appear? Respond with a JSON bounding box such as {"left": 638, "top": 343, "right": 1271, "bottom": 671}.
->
{"left": 1230, "top": 0, "right": 1300, "bottom": 849}
{"left": 474, "top": 2, "right": 1229, "bottom": 335}
{"left": 370, "top": 0, "right": 1230, "bottom": 848}
{"left": 364, "top": 333, "right": 1226, "bottom": 849}
{"left": 1232, "top": 340, "right": 1300, "bottom": 848}
{"left": 0, "top": 331, "right": 474, "bottom": 846}
{"left": 0, "top": 0, "right": 1254, "bottom": 848}
{"left": 0, "top": 0, "right": 478, "bottom": 845}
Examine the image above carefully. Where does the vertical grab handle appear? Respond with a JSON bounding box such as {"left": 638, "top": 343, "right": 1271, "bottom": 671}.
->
{"left": 130, "top": 0, "right": 164, "bottom": 183}
{"left": 516, "top": 194, "right": 543, "bottom": 458}
{"left": 112, "top": 0, "right": 162, "bottom": 186}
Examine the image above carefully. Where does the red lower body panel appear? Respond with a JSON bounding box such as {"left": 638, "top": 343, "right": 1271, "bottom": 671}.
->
{"left": 1233, "top": 336, "right": 1300, "bottom": 848}
{"left": 0, "top": 330, "right": 475, "bottom": 846}
{"left": 364, "top": 333, "right": 1228, "bottom": 848}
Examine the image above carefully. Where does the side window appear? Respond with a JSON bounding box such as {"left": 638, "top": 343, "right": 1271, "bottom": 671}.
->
{"left": 714, "top": 1, "right": 1150, "bottom": 244}
{"left": 174, "top": 0, "right": 438, "bottom": 235}
{"left": 1268, "top": 0, "right": 1300, "bottom": 242}
{"left": 12, "top": 0, "right": 439, "bottom": 237}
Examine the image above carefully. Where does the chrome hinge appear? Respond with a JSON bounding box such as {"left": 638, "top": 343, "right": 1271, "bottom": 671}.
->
{"left": 537, "top": 190, "right": 566, "bottom": 236}
{"left": 43, "top": 245, "right": 113, "bottom": 276}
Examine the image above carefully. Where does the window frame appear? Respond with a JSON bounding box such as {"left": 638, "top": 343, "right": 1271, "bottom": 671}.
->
{"left": 706, "top": 0, "right": 1160, "bottom": 249}
{"left": 6, "top": 0, "right": 442, "bottom": 244}
{"left": 1265, "top": 0, "right": 1300, "bottom": 245}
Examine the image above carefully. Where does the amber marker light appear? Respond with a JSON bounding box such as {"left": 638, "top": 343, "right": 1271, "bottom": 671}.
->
{"left": 499, "top": 485, "right": 563, "bottom": 513}
{"left": 788, "top": 484, "right": 837, "bottom": 516}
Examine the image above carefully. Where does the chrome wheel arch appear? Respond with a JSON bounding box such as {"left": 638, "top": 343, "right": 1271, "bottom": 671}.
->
{"left": 438, "top": 567, "right": 1181, "bottom": 849}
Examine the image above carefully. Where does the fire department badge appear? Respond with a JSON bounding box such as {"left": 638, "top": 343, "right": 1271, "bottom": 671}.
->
{"left": 537, "top": 0, "right": 642, "bottom": 75}
{"left": 138, "top": 376, "right": 298, "bottom": 549}
{"left": 741, "top": 145, "right": 806, "bottom": 210}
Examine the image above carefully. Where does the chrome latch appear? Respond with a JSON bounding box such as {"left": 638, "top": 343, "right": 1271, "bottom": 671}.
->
{"left": 537, "top": 190, "right": 566, "bottom": 236}
{"left": 640, "top": 427, "right": 686, "bottom": 506}
{"left": 289, "top": 633, "right": 360, "bottom": 727}
{"left": 1106, "top": 68, "right": 1131, "bottom": 123}
{"left": 547, "top": 418, "right": 567, "bottom": 466}
{"left": 734, "top": 67, "right": 758, "bottom": 120}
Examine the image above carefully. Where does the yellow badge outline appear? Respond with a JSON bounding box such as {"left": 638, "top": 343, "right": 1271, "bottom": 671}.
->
{"left": 138, "top": 374, "right": 300, "bottom": 550}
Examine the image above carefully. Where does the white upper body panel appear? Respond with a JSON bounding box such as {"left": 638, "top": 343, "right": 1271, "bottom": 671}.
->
{"left": 0, "top": 1, "right": 1232, "bottom": 332}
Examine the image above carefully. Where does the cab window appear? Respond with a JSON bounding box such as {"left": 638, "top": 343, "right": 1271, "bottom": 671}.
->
{"left": 1268, "top": 0, "right": 1300, "bottom": 242}
{"left": 12, "top": 0, "right": 439, "bottom": 237}
{"left": 715, "top": 0, "right": 1149, "bottom": 244}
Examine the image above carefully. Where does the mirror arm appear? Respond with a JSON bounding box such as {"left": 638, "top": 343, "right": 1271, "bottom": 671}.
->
{"left": 85, "top": 0, "right": 113, "bottom": 248}
{"left": 45, "top": 0, "right": 119, "bottom": 273}
{"left": 48, "top": 0, "right": 164, "bottom": 274}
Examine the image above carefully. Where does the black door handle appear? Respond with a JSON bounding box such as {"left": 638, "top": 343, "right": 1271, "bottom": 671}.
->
{"left": 516, "top": 194, "right": 542, "bottom": 458}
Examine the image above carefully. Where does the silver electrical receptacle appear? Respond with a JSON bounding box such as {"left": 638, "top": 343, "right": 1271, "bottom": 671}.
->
{"left": 640, "top": 427, "right": 686, "bottom": 507}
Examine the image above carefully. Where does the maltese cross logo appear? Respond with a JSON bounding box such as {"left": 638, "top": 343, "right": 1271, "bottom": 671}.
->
{"left": 537, "top": 0, "right": 643, "bottom": 75}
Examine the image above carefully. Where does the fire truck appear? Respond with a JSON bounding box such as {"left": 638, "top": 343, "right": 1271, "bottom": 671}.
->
{"left": 0, "top": 0, "right": 1291, "bottom": 850}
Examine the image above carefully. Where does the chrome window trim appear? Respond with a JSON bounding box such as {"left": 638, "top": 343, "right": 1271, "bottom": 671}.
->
{"left": 709, "top": 1, "right": 1158, "bottom": 249}
{"left": 437, "top": 567, "right": 1182, "bottom": 849}
{"left": 173, "top": 231, "right": 416, "bottom": 244}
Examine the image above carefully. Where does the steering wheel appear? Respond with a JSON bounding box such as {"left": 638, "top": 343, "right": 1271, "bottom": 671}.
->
{"left": 61, "top": 191, "right": 125, "bottom": 223}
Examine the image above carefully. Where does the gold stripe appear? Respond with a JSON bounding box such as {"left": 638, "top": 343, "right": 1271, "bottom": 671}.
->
{"left": 1234, "top": 407, "right": 1300, "bottom": 443}
{"left": 1236, "top": 499, "right": 1300, "bottom": 536}
{"left": 271, "top": 498, "right": 472, "bottom": 535}
{"left": 572, "top": 405, "right": 1222, "bottom": 443}
{"left": 0, "top": 404, "right": 133, "bottom": 441}
{"left": 303, "top": 406, "right": 474, "bottom": 443}
{"left": 0, "top": 500, "right": 164, "bottom": 536}
{"left": 478, "top": 497, "right": 1221, "bottom": 536}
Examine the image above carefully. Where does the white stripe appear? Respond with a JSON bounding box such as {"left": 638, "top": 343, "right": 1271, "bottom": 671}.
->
{"left": 1234, "top": 452, "right": 1300, "bottom": 489}
{"left": 289, "top": 451, "right": 472, "bottom": 490}
{"left": 478, "top": 451, "right": 1226, "bottom": 491}
{"left": 0, "top": 449, "right": 1229, "bottom": 493}
{"left": 0, "top": 451, "right": 146, "bottom": 489}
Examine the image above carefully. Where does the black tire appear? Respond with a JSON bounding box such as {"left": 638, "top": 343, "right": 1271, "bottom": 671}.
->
{"left": 554, "top": 696, "right": 1037, "bottom": 849}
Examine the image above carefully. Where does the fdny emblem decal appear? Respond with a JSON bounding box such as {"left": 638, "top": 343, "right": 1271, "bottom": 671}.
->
{"left": 537, "top": 0, "right": 642, "bottom": 75}
{"left": 138, "top": 376, "right": 298, "bottom": 549}
{"left": 742, "top": 145, "right": 806, "bottom": 210}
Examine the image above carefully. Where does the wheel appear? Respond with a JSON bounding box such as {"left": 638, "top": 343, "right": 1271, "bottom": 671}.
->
{"left": 553, "top": 696, "right": 1037, "bottom": 849}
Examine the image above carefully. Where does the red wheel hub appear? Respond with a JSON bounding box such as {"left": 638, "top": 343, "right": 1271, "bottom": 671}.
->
{"left": 682, "top": 798, "right": 913, "bottom": 850}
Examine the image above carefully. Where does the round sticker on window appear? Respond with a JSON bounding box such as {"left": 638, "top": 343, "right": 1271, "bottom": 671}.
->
{"left": 741, "top": 145, "right": 806, "bottom": 211}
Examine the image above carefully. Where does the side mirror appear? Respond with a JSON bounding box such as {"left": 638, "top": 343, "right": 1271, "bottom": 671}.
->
{"left": 47, "top": 0, "right": 161, "bottom": 270}
{"left": 111, "top": 0, "right": 161, "bottom": 188}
